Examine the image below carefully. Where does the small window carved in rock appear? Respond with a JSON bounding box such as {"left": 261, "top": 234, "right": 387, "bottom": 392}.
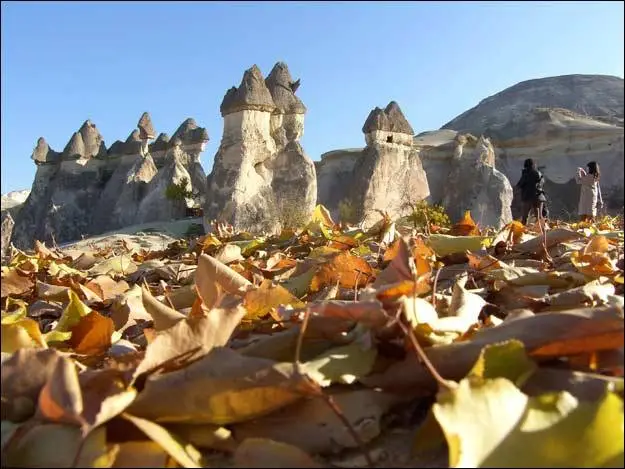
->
{"left": 386, "top": 135, "right": 393, "bottom": 143}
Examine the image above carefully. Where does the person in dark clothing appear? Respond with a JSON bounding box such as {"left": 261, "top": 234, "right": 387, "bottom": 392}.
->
{"left": 516, "top": 158, "right": 547, "bottom": 225}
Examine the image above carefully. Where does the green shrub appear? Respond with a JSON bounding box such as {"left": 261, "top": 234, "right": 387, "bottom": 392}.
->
{"left": 406, "top": 200, "right": 451, "bottom": 230}
{"left": 165, "top": 177, "right": 194, "bottom": 202}
{"left": 338, "top": 198, "right": 359, "bottom": 224}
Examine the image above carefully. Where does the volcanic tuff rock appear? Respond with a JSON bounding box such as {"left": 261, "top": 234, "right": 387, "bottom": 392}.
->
{"left": 205, "top": 63, "right": 317, "bottom": 233}
{"left": 31, "top": 138, "right": 60, "bottom": 165}
{"left": 441, "top": 74, "right": 624, "bottom": 219}
{"left": 138, "top": 112, "right": 156, "bottom": 140}
{"left": 363, "top": 101, "right": 414, "bottom": 135}
{"left": 316, "top": 101, "right": 430, "bottom": 227}
{"left": 220, "top": 65, "right": 276, "bottom": 116}
{"left": 443, "top": 74, "right": 624, "bottom": 134}
{"left": 1, "top": 211, "right": 14, "bottom": 262}
{"left": 11, "top": 113, "right": 209, "bottom": 249}
{"left": 417, "top": 132, "right": 513, "bottom": 228}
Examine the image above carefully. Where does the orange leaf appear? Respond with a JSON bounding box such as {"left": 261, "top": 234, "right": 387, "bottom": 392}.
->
{"left": 68, "top": 311, "right": 114, "bottom": 355}
{"left": 382, "top": 239, "right": 401, "bottom": 263}
{"left": 508, "top": 220, "right": 526, "bottom": 244}
{"left": 310, "top": 251, "right": 374, "bottom": 292}
{"left": 582, "top": 235, "right": 610, "bottom": 255}
{"left": 412, "top": 237, "right": 434, "bottom": 275}
{"left": 375, "top": 277, "right": 431, "bottom": 303}
{"left": 466, "top": 251, "right": 501, "bottom": 272}
{"left": 530, "top": 322, "right": 624, "bottom": 358}
{"left": 328, "top": 235, "right": 359, "bottom": 250}
{"left": 450, "top": 211, "right": 479, "bottom": 236}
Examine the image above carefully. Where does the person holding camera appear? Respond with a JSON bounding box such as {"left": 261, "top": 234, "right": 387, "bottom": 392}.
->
{"left": 575, "top": 161, "right": 603, "bottom": 222}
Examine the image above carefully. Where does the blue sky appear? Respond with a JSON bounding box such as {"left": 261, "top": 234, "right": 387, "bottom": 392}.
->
{"left": 1, "top": 1, "right": 623, "bottom": 193}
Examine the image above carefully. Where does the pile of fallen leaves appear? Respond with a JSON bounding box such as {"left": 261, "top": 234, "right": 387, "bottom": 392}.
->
{"left": 1, "top": 206, "right": 623, "bottom": 468}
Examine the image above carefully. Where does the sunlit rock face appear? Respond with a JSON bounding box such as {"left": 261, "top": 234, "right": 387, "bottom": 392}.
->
{"left": 11, "top": 112, "right": 209, "bottom": 249}
{"left": 204, "top": 62, "right": 316, "bottom": 233}
{"left": 442, "top": 74, "right": 624, "bottom": 219}
{"left": 415, "top": 131, "right": 513, "bottom": 229}
{"left": 316, "top": 101, "right": 430, "bottom": 228}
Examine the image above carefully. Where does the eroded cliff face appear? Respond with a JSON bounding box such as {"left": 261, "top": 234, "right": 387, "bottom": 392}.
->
{"left": 443, "top": 74, "right": 624, "bottom": 134}
{"left": 441, "top": 75, "right": 624, "bottom": 219}
{"left": 316, "top": 102, "right": 430, "bottom": 227}
{"left": 11, "top": 113, "right": 209, "bottom": 249}
{"left": 416, "top": 131, "right": 513, "bottom": 228}
{"left": 204, "top": 63, "right": 316, "bottom": 233}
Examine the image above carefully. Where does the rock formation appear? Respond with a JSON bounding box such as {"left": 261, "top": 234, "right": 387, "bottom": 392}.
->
{"left": 442, "top": 75, "right": 624, "bottom": 219}
{"left": 1, "top": 211, "right": 14, "bottom": 262}
{"left": 417, "top": 132, "right": 513, "bottom": 228}
{"left": 11, "top": 114, "right": 209, "bottom": 249}
{"left": 443, "top": 74, "right": 623, "bottom": 134}
{"left": 204, "top": 63, "right": 316, "bottom": 233}
{"left": 316, "top": 102, "right": 430, "bottom": 227}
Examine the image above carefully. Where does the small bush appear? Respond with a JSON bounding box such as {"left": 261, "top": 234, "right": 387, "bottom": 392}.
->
{"left": 338, "top": 198, "right": 359, "bottom": 224}
{"left": 165, "top": 177, "right": 194, "bottom": 202}
{"left": 278, "top": 198, "right": 310, "bottom": 230}
{"left": 406, "top": 200, "right": 451, "bottom": 230}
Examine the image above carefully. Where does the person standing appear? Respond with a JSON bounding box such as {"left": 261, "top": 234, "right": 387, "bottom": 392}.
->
{"left": 516, "top": 158, "right": 547, "bottom": 225}
{"left": 575, "top": 161, "right": 602, "bottom": 222}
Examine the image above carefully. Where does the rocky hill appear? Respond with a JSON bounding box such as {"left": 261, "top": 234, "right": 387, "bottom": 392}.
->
{"left": 433, "top": 74, "right": 624, "bottom": 219}
{"left": 443, "top": 74, "right": 624, "bottom": 135}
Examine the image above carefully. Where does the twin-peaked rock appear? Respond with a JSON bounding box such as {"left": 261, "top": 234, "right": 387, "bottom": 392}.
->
{"left": 11, "top": 113, "right": 209, "bottom": 249}
{"left": 415, "top": 131, "right": 513, "bottom": 229}
{"left": 316, "top": 102, "right": 430, "bottom": 227}
{"left": 205, "top": 63, "right": 316, "bottom": 233}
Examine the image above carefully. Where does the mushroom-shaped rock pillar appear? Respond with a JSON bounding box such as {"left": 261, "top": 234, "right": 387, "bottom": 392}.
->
{"left": 205, "top": 63, "right": 316, "bottom": 233}
{"left": 137, "top": 112, "right": 156, "bottom": 156}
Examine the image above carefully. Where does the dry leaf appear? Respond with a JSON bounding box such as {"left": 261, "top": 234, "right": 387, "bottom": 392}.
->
{"left": 310, "top": 251, "right": 374, "bottom": 292}
{"left": 233, "top": 438, "right": 323, "bottom": 468}
{"left": 68, "top": 311, "right": 115, "bottom": 356}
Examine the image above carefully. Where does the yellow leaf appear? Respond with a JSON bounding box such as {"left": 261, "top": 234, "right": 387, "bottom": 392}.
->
{"left": 243, "top": 280, "right": 305, "bottom": 320}
{"left": 468, "top": 340, "right": 537, "bottom": 384}
{"left": 122, "top": 413, "right": 202, "bottom": 468}
{"left": 55, "top": 290, "right": 92, "bottom": 333}
{"left": 427, "top": 234, "right": 492, "bottom": 257}
{"left": 311, "top": 204, "right": 335, "bottom": 228}
{"left": 302, "top": 339, "right": 377, "bottom": 387}
{"left": 433, "top": 378, "right": 624, "bottom": 468}
{"left": 1, "top": 318, "right": 47, "bottom": 353}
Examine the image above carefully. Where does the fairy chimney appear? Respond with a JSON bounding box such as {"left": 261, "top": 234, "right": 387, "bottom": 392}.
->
{"left": 137, "top": 112, "right": 156, "bottom": 156}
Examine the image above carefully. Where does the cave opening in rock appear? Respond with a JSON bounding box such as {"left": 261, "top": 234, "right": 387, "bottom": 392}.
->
{"left": 386, "top": 135, "right": 393, "bottom": 143}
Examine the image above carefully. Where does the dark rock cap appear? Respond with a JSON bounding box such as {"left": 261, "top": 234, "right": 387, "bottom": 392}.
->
{"left": 149, "top": 133, "right": 170, "bottom": 153}
{"left": 126, "top": 129, "right": 142, "bottom": 143}
{"left": 31, "top": 137, "right": 60, "bottom": 165}
{"left": 138, "top": 112, "right": 156, "bottom": 140}
{"left": 265, "top": 62, "right": 306, "bottom": 115}
{"left": 171, "top": 118, "right": 209, "bottom": 145}
{"left": 78, "top": 120, "right": 107, "bottom": 158}
{"left": 107, "top": 140, "right": 125, "bottom": 156}
{"left": 362, "top": 101, "right": 414, "bottom": 135}
{"left": 220, "top": 65, "right": 276, "bottom": 116}
{"left": 62, "top": 132, "right": 86, "bottom": 159}
{"left": 107, "top": 130, "right": 143, "bottom": 157}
